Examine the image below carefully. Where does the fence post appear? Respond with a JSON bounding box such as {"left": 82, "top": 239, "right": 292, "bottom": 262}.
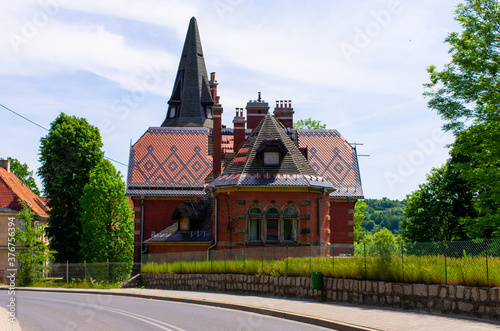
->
{"left": 444, "top": 242, "right": 447, "bottom": 285}
{"left": 364, "top": 242, "right": 367, "bottom": 280}
{"left": 66, "top": 261, "right": 69, "bottom": 284}
{"left": 332, "top": 244, "right": 335, "bottom": 278}
{"left": 84, "top": 260, "right": 87, "bottom": 282}
{"left": 261, "top": 246, "right": 264, "bottom": 273}
{"left": 107, "top": 259, "right": 109, "bottom": 282}
{"left": 286, "top": 246, "right": 288, "bottom": 276}
{"left": 485, "top": 239, "right": 489, "bottom": 287}
{"left": 401, "top": 241, "right": 404, "bottom": 282}
{"left": 309, "top": 245, "right": 312, "bottom": 274}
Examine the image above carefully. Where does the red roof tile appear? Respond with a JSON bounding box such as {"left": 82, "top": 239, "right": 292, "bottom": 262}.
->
{"left": 297, "top": 130, "right": 363, "bottom": 198}
{"left": 127, "top": 127, "right": 212, "bottom": 192}
{"left": 0, "top": 167, "right": 49, "bottom": 217}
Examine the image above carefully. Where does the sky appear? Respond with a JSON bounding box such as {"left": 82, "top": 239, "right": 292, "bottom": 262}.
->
{"left": 0, "top": 0, "right": 463, "bottom": 200}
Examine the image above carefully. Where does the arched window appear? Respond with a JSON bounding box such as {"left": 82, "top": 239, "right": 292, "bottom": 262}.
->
{"left": 248, "top": 207, "right": 262, "bottom": 241}
{"left": 247, "top": 204, "right": 299, "bottom": 244}
{"left": 282, "top": 207, "right": 297, "bottom": 242}
{"left": 266, "top": 207, "right": 280, "bottom": 242}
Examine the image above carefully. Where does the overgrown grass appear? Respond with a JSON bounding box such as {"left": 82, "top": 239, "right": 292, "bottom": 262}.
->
{"left": 24, "top": 278, "right": 121, "bottom": 289}
{"left": 142, "top": 255, "right": 500, "bottom": 287}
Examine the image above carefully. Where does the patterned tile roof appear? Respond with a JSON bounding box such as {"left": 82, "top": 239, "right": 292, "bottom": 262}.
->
{"left": 0, "top": 167, "right": 49, "bottom": 218}
{"left": 297, "top": 129, "right": 363, "bottom": 198}
{"left": 126, "top": 127, "right": 212, "bottom": 196}
{"left": 210, "top": 114, "right": 335, "bottom": 191}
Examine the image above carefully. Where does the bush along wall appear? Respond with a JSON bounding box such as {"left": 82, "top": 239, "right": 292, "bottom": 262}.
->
{"left": 142, "top": 273, "right": 500, "bottom": 320}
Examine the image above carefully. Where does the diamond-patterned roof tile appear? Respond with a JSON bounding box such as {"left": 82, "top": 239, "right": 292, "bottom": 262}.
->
{"left": 126, "top": 127, "right": 212, "bottom": 195}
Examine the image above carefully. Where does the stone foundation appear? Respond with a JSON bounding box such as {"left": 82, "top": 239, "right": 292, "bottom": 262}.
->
{"left": 142, "top": 273, "right": 500, "bottom": 320}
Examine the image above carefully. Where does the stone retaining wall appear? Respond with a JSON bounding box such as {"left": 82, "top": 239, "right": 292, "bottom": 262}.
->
{"left": 142, "top": 273, "right": 500, "bottom": 320}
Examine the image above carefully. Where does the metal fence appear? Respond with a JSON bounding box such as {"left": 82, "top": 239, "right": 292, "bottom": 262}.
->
{"left": 141, "top": 239, "right": 500, "bottom": 287}
{"left": 45, "top": 261, "right": 138, "bottom": 283}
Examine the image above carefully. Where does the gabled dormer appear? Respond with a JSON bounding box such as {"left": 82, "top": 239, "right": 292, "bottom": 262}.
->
{"left": 209, "top": 113, "right": 335, "bottom": 191}
{"left": 256, "top": 136, "right": 287, "bottom": 167}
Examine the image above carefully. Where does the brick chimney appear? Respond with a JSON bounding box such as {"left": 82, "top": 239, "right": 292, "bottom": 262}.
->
{"left": 233, "top": 108, "right": 247, "bottom": 152}
{"left": 246, "top": 92, "right": 269, "bottom": 131}
{"left": 273, "top": 100, "right": 294, "bottom": 129}
{"left": 209, "top": 72, "right": 218, "bottom": 102}
{"left": 212, "top": 97, "right": 223, "bottom": 179}
{"left": 0, "top": 159, "right": 10, "bottom": 172}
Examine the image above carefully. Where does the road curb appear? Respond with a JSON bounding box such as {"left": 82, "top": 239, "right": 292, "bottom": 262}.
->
{"left": 10, "top": 287, "right": 379, "bottom": 331}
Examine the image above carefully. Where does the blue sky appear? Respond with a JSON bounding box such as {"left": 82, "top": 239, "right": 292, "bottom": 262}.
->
{"left": 1, "top": 0, "right": 462, "bottom": 200}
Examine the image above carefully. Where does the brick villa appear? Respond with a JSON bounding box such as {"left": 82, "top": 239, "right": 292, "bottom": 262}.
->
{"left": 126, "top": 17, "right": 363, "bottom": 263}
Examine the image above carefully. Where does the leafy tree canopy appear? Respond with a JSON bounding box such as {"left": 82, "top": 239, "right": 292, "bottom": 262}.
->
{"left": 293, "top": 117, "right": 326, "bottom": 129}
{"left": 402, "top": 161, "right": 475, "bottom": 242}
{"left": 354, "top": 201, "right": 368, "bottom": 242}
{"left": 361, "top": 198, "right": 406, "bottom": 235}
{"left": 38, "top": 112, "right": 104, "bottom": 262}
{"left": 80, "top": 159, "right": 134, "bottom": 264}
{"left": 424, "top": 0, "right": 500, "bottom": 134}
{"left": 7, "top": 157, "right": 40, "bottom": 195}
{"left": 450, "top": 120, "right": 500, "bottom": 238}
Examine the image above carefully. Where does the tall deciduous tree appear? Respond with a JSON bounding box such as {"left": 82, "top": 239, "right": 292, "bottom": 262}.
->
{"left": 451, "top": 121, "right": 500, "bottom": 238}
{"left": 79, "top": 159, "right": 134, "bottom": 265}
{"left": 7, "top": 157, "right": 40, "bottom": 195}
{"left": 293, "top": 117, "right": 326, "bottom": 129}
{"left": 402, "top": 161, "right": 475, "bottom": 242}
{"left": 424, "top": 0, "right": 500, "bottom": 134}
{"left": 38, "top": 113, "right": 103, "bottom": 262}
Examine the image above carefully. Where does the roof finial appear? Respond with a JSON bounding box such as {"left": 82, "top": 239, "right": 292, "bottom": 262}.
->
{"left": 258, "top": 92, "right": 262, "bottom": 102}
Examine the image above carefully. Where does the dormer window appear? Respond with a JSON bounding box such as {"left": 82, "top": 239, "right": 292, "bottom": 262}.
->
{"left": 167, "top": 105, "right": 177, "bottom": 118}
{"left": 263, "top": 151, "right": 280, "bottom": 165}
{"left": 179, "top": 217, "right": 190, "bottom": 232}
{"left": 257, "top": 138, "right": 287, "bottom": 167}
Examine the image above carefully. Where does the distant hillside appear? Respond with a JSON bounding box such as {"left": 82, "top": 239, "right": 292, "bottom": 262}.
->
{"left": 361, "top": 198, "right": 406, "bottom": 235}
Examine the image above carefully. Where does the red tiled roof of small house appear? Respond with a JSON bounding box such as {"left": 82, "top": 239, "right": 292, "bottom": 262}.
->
{"left": 0, "top": 166, "right": 49, "bottom": 218}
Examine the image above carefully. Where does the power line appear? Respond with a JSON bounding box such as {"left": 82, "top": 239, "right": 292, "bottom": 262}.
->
{"left": 1, "top": 103, "right": 49, "bottom": 131}
{"left": 0, "top": 102, "right": 129, "bottom": 168}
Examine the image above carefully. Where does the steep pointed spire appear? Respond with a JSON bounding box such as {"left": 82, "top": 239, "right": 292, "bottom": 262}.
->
{"left": 162, "top": 17, "right": 214, "bottom": 128}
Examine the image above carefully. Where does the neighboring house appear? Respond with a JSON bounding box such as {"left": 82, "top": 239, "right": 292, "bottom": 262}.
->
{"left": 0, "top": 159, "right": 49, "bottom": 282}
{"left": 126, "top": 17, "right": 363, "bottom": 264}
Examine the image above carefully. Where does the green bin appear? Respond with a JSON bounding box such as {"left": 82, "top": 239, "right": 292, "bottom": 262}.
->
{"left": 312, "top": 272, "right": 323, "bottom": 289}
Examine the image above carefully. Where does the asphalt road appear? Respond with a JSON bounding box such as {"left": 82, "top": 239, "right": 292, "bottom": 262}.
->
{"left": 0, "top": 291, "right": 335, "bottom": 331}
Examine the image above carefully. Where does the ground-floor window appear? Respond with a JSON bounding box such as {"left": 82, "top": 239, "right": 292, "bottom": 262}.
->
{"left": 247, "top": 204, "right": 298, "bottom": 243}
{"left": 248, "top": 207, "right": 262, "bottom": 241}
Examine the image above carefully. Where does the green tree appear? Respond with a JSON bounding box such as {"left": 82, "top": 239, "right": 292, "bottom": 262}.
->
{"left": 353, "top": 201, "right": 368, "bottom": 242}
{"left": 293, "top": 117, "right": 326, "bottom": 129}
{"left": 402, "top": 161, "right": 474, "bottom": 242}
{"left": 7, "top": 157, "right": 40, "bottom": 195}
{"left": 451, "top": 121, "right": 500, "bottom": 238}
{"left": 79, "top": 159, "right": 134, "bottom": 280}
{"left": 38, "top": 113, "right": 103, "bottom": 263}
{"left": 15, "top": 203, "right": 54, "bottom": 286}
{"left": 421, "top": 0, "right": 500, "bottom": 239}
{"left": 424, "top": 0, "right": 500, "bottom": 134}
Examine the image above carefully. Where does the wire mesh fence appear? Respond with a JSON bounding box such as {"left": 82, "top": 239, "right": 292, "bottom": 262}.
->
{"left": 141, "top": 239, "right": 500, "bottom": 287}
{"left": 45, "top": 261, "right": 137, "bottom": 283}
